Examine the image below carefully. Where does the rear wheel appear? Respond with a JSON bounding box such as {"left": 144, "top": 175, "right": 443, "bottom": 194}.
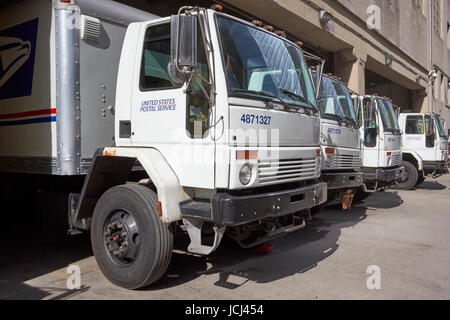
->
{"left": 91, "top": 183, "right": 173, "bottom": 289}
{"left": 395, "top": 161, "right": 418, "bottom": 190}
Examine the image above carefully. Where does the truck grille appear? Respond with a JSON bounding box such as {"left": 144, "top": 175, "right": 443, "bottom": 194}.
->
{"left": 333, "top": 154, "right": 360, "bottom": 170}
{"left": 258, "top": 158, "right": 317, "bottom": 185}
{"left": 391, "top": 153, "right": 402, "bottom": 166}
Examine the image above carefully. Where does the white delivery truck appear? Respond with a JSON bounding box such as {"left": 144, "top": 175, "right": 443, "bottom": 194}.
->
{"left": 0, "top": 0, "right": 327, "bottom": 289}
{"left": 311, "top": 72, "right": 364, "bottom": 209}
{"left": 352, "top": 94, "right": 405, "bottom": 201}
{"left": 396, "top": 112, "right": 448, "bottom": 189}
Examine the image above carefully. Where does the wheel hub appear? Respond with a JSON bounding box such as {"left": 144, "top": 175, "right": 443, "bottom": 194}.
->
{"left": 103, "top": 211, "right": 139, "bottom": 265}
{"left": 398, "top": 169, "right": 409, "bottom": 183}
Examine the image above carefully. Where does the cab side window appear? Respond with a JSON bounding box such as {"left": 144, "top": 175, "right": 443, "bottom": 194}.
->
{"left": 424, "top": 115, "right": 435, "bottom": 148}
{"left": 186, "top": 23, "right": 211, "bottom": 139}
{"left": 140, "top": 23, "right": 179, "bottom": 90}
{"left": 362, "top": 100, "right": 377, "bottom": 148}
{"left": 405, "top": 115, "right": 424, "bottom": 134}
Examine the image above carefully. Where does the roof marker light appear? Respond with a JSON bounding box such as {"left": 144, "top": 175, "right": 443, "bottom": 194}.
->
{"left": 277, "top": 30, "right": 286, "bottom": 38}
{"left": 252, "top": 20, "right": 263, "bottom": 27}
{"left": 211, "top": 4, "right": 223, "bottom": 11}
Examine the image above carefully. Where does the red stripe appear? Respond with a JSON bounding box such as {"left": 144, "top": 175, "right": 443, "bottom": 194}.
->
{"left": 0, "top": 108, "right": 56, "bottom": 120}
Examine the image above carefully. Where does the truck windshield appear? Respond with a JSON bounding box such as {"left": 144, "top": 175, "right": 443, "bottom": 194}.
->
{"left": 377, "top": 98, "right": 399, "bottom": 132}
{"left": 216, "top": 16, "right": 316, "bottom": 109}
{"left": 318, "top": 75, "right": 356, "bottom": 122}
{"left": 434, "top": 115, "right": 446, "bottom": 138}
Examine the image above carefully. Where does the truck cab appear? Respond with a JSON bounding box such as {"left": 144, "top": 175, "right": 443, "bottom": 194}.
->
{"left": 397, "top": 112, "right": 448, "bottom": 189}
{"left": 352, "top": 95, "right": 405, "bottom": 193}
{"left": 69, "top": 6, "right": 327, "bottom": 288}
{"left": 313, "top": 73, "right": 364, "bottom": 209}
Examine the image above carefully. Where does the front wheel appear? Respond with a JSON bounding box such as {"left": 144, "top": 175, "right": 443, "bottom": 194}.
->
{"left": 91, "top": 183, "right": 173, "bottom": 289}
{"left": 395, "top": 161, "right": 418, "bottom": 190}
{"left": 415, "top": 175, "right": 425, "bottom": 186}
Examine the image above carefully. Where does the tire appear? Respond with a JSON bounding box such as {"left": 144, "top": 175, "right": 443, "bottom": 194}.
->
{"left": 91, "top": 183, "right": 173, "bottom": 289}
{"left": 415, "top": 175, "right": 425, "bottom": 186}
{"left": 395, "top": 161, "right": 418, "bottom": 190}
{"left": 353, "top": 189, "right": 371, "bottom": 204}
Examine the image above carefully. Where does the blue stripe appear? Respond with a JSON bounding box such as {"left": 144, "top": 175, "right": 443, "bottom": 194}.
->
{"left": 0, "top": 116, "right": 56, "bottom": 127}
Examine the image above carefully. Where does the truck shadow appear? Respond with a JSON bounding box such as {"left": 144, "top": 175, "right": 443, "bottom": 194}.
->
{"left": 149, "top": 208, "right": 366, "bottom": 290}
{"left": 149, "top": 190, "right": 402, "bottom": 290}
{"left": 358, "top": 190, "right": 404, "bottom": 209}
{"left": 0, "top": 233, "right": 92, "bottom": 300}
{"left": 415, "top": 180, "right": 447, "bottom": 191}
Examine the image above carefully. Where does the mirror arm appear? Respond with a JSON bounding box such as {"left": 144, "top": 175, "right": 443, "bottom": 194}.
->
{"left": 196, "top": 10, "right": 216, "bottom": 107}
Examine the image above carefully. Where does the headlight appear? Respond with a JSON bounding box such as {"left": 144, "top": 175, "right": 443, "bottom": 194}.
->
{"left": 325, "top": 155, "right": 333, "bottom": 168}
{"left": 239, "top": 164, "right": 252, "bottom": 185}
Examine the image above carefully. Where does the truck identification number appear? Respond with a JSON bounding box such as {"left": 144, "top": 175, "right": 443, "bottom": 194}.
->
{"left": 241, "top": 114, "right": 272, "bottom": 125}
{"left": 328, "top": 128, "right": 341, "bottom": 134}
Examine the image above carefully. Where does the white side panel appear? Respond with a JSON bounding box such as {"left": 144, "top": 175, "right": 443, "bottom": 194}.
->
{"left": 79, "top": 18, "right": 127, "bottom": 160}
{"left": 115, "top": 22, "right": 141, "bottom": 147}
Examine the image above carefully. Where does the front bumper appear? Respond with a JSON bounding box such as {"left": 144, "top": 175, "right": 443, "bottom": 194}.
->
{"left": 180, "top": 182, "right": 327, "bottom": 226}
{"left": 321, "top": 171, "right": 364, "bottom": 190}
{"left": 363, "top": 166, "right": 405, "bottom": 183}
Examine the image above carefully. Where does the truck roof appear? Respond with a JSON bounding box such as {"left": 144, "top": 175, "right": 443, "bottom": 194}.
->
{"left": 399, "top": 112, "right": 441, "bottom": 117}
{"left": 76, "top": 0, "right": 159, "bottom": 26}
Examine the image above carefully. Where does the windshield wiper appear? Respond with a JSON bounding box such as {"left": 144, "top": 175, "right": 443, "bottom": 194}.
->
{"left": 231, "top": 89, "right": 298, "bottom": 111}
{"left": 324, "top": 113, "right": 345, "bottom": 124}
{"left": 324, "top": 113, "right": 358, "bottom": 128}
{"left": 279, "top": 88, "right": 316, "bottom": 109}
{"left": 343, "top": 116, "right": 358, "bottom": 128}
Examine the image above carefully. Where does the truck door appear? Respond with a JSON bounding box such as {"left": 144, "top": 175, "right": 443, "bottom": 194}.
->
{"left": 424, "top": 114, "right": 437, "bottom": 161}
{"left": 130, "top": 21, "right": 215, "bottom": 189}
{"left": 360, "top": 98, "right": 379, "bottom": 167}
{"left": 404, "top": 114, "right": 426, "bottom": 157}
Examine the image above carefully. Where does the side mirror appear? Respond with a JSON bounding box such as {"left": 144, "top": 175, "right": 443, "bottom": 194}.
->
{"left": 168, "top": 14, "right": 197, "bottom": 84}
{"left": 314, "top": 62, "right": 324, "bottom": 101}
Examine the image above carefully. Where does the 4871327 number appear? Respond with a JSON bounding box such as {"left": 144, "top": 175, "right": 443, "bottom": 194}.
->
{"left": 240, "top": 114, "right": 272, "bottom": 125}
